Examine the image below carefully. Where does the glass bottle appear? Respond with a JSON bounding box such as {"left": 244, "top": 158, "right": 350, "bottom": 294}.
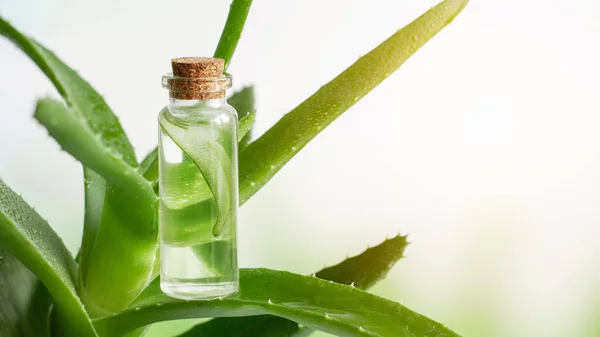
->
{"left": 158, "top": 57, "right": 238, "bottom": 300}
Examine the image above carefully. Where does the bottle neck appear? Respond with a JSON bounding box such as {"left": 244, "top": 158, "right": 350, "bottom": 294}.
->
{"left": 168, "top": 95, "right": 227, "bottom": 109}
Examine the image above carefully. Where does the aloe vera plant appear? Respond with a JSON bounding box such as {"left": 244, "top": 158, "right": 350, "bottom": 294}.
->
{"left": 0, "top": 0, "right": 469, "bottom": 336}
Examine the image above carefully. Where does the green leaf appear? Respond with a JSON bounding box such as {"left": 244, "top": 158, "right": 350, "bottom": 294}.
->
{"left": 93, "top": 268, "right": 457, "bottom": 337}
{"left": 0, "top": 17, "right": 162, "bottom": 316}
{"left": 178, "top": 316, "right": 299, "bottom": 337}
{"left": 178, "top": 235, "right": 409, "bottom": 337}
{"left": 77, "top": 169, "right": 105, "bottom": 287}
{"left": 0, "top": 246, "right": 52, "bottom": 337}
{"left": 139, "top": 149, "right": 159, "bottom": 181}
{"left": 34, "top": 98, "right": 158, "bottom": 315}
{"left": 78, "top": 183, "right": 158, "bottom": 316}
{"left": 315, "top": 235, "right": 408, "bottom": 289}
{"left": 228, "top": 87, "right": 256, "bottom": 149}
{"left": 139, "top": 110, "right": 256, "bottom": 186}
{"left": 0, "top": 179, "right": 97, "bottom": 336}
{"left": 159, "top": 121, "right": 234, "bottom": 238}
{"left": 0, "top": 248, "right": 36, "bottom": 337}
{"left": 124, "top": 327, "right": 151, "bottom": 337}
{"left": 34, "top": 98, "right": 154, "bottom": 203}
{"left": 0, "top": 16, "right": 137, "bottom": 166}
{"left": 236, "top": 110, "right": 256, "bottom": 147}
{"left": 25, "top": 282, "right": 53, "bottom": 337}
{"left": 214, "top": 0, "right": 254, "bottom": 69}
{"left": 228, "top": 87, "right": 255, "bottom": 119}
{"left": 191, "top": 239, "right": 236, "bottom": 276}
{"left": 238, "top": 0, "right": 469, "bottom": 204}
{"left": 27, "top": 278, "right": 54, "bottom": 337}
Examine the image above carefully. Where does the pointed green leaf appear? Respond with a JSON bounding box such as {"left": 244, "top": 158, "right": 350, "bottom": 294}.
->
{"left": 0, "top": 246, "right": 52, "bottom": 337}
{"left": 0, "top": 17, "right": 161, "bottom": 315}
{"left": 78, "top": 182, "right": 158, "bottom": 316}
{"left": 0, "top": 248, "right": 37, "bottom": 337}
{"left": 228, "top": 87, "right": 255, "bottom": 119}
{"left": 238, "top": 0, "right": 469, "bottom": 204}
{"left": 228, "top": 87, "right": 256, "bottom": 149}
{"left": 33, "top": 99, "right": 158, "bottom": 315}
{"left": 34, "top": 98, "right": 154, "bottom": 203}
{"left": 0, "top": 16, "right": 137, "bottom": 166}
{"left": 25, "top": 282, "right": 53, "bottom": 337}
{"left": 77, "top": 169, "right": 105, "bottom": 287}
{"left": 236, "top": 110, "right": 256, "bottom": 147}
{"left": 139, "top": 110, "right": 256, "bottom": 185}
{"left": 124, "top": 327, "right": 151, "bottom": 337}
{"left": 160, "top": 120, "right": 233, "bottom": 238}
{"left": 179, "top": 316, "right": 298, "bottom": 337}
{"left": 315, "top": 235, "right": 408, "bottom": 289}
{"left": 178, "top": 235, "right": 409, "bottom": 337}
{"left": 214, "top": 0, "right": 254, "bottom": 69}
{"left": 0, "top": 179, "right": 97, "bottom": 336}
{"left": 93, "top": 268, "right": 457, "bottom": 337}
{"left": 139, "top": 149, "right": 159, "bottom": 181}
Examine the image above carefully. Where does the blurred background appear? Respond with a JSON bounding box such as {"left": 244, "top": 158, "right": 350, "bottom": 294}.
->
{"left": 1, "top": 0, "right": 599, "bottom": 336}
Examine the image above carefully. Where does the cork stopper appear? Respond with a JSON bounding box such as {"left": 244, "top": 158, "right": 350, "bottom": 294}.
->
{"left": 167, "top": 57, "right": 228, "bottom": 100}
{"left": 172, "top": 57, "right": 224, "bottom": 78}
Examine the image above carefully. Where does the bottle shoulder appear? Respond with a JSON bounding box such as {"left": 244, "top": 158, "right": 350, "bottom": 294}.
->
{"left": 159, "top": 103, "right": 238, "bottom": 127}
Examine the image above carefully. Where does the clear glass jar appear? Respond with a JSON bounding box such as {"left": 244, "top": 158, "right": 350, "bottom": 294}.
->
{"left": 158, "top": 73, "right": 239, "bottom": 300}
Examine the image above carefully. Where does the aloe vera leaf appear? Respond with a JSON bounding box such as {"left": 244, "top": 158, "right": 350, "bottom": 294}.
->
{"left": 237, "top": 110, "right": 256, "bottom": 146}
{"left": 214, "top": 0, "right": 253, "bottom": 69}
{"left": 178, "top": 235, "right": 408, "bottom": 337}
{"left": 190, "top": 238, "right": 236, "bottom": 277}
{"left": 159, "top": 122, "right": 233, "bottom": 238}
{"left": 228, "top": 87, "right": 255, "bottom": 120}
{"left": 78, "top": 176, "right": 157, "bottom": 317}
{"left": 314, "top": 235, "right": 408, "bottom": 289}
{"left": 159, "top": 194, "right": 217, "bottom": 246}
{"left": 124, "top": 327, "right": 151, "bottom": 337}
{"left": 0, "top": 17, "right": 137, "bottom": 166}
{"left": 33, "top": 99, "right": 158, "bottom": 315}
{"left": 93, "top": 267, "right": 458, "bottom": 337}
{"left": 0, "top": 179, "right": 97, "bottom": 336}
{"left": 0, "top": 246, "right": 53, "bottom": 337}
{"left": 228, "top": 86, "right": 256, "bottom": 149}
{"left": 79, "top": 185, "right": 158, "bottom": 316}
{"left": 33, "top": 97, "right": 156, "bottom": 232}
{"left": 139, "top": 148, "right": 159, "bottom": 181}
{"left": 78, "top": 169, "right": 105, "bottom": 284}
{"left": 0, "top": 247, "right": 37, "bottom": 337}
{"left": 238, "top": 0, "right": 469, "bottom": 204}
{"left": 140, "top": 108, "right": 256, "bottom": 185}
{"left": 34, "top": 99, "right": 154, "bottom": 201}
{"left": 179, "top": 316, "right": 298, "bottom": 337}
{"left": 0, "top": 19, "right": 160, "bottom": 314}
{"left": 26, "top": 282, "right": 54, "bottom": 337}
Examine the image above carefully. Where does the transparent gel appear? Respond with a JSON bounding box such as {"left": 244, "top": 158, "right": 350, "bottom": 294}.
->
{"left": 159, "top": 79, "right": 239, "bottom": 300}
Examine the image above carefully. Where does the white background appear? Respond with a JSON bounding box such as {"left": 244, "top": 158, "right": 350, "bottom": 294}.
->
{"left": 1, "top": 0, "right": 599, "bottom": 336}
